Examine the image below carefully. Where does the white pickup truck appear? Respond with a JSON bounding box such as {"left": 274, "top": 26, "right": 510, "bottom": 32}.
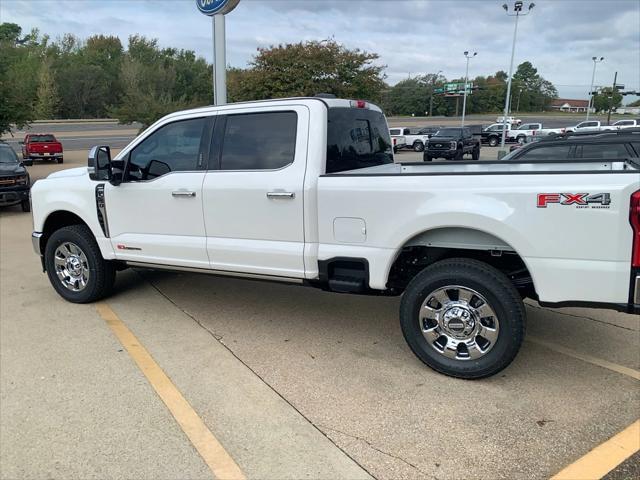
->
{"left": 389, "top": 127, "right": 431, "bottom": 152}
{"left": 30, "top": 97, "right": 640, "bottom": 379}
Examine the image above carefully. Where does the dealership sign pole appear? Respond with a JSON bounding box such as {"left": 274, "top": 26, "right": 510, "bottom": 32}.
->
{"left": 196, "top": 0, "right": 240, "bottom": 105}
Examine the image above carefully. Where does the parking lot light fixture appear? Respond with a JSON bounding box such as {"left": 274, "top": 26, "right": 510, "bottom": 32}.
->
{"left": 461, "top": 52, "right": 477, "bottom": 127}
{"left": 499, "top": 1, "right": 535, "bottom": 152}
{"left": 586, "top": 56, "right": 605, "bottom": 121}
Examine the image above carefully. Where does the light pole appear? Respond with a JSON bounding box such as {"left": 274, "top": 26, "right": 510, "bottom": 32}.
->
{"left": 461, "top": 52, "right": 476, "bottom": 127}
{"left": 516, "top": 87, "right": 523, "bottom": 112}
{"left": 429, "top": 70, "right": 442, "bottom": 116}
{"left": 586, "top": 56, "right": 604, "bottom": 120}
{"left": 499, "top": 1, "right": 534, "bottom": 152}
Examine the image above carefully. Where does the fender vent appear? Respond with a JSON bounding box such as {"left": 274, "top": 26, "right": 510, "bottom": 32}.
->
{"left": 95, "top": 184, "right": 110, "bottom": 237}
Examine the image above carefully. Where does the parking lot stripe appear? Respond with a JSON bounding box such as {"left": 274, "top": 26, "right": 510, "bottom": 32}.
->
{"left": 527, "top": 336, "right": 640, "bottom": 381}
{"left": 95, "top": 303, "right": 245, "bottom": 480}
{"left": 551, "top": 420, "right": 640, "bottom": 480}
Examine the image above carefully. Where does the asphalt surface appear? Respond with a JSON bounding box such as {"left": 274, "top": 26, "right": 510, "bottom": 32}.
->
{"left": 1, "top": 124, "right": 639, "bottom": 479}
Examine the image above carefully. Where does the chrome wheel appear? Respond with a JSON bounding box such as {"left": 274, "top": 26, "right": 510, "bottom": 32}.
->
{"left": 54, "top": 242, "right": 90, "bottom": 292}
{"left": 419, "top": 285, "right": 499, "bottom": 360}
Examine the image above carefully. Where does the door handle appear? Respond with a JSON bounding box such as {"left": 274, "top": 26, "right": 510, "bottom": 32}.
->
{"left": 172, "top": 190, "right": 196, "bottom": 197}
{"left": 267, "top": 192, "right": 295, "bottom": 199}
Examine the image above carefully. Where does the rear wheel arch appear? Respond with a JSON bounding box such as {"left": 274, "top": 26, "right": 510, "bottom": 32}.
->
{"left": 386, "top": 227, "right": 537, "bottom": 299}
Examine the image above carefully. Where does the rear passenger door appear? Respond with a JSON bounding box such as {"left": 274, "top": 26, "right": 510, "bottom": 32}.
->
{"left": 202, "top": 105, "right": 309, "bottom": 278}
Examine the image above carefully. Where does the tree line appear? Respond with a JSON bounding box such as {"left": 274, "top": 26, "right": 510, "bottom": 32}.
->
{"left": 0, "top": 21, "right": 589, "bottom": 135}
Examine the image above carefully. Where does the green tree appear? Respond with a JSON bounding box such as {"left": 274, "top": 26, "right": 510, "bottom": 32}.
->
{"left": 0, "top": 22, "right": 22, "bottom": 43}
{"left": 235, "top": 40, "right": 386, "bottom": 102}
{"left": 0, "top": 23, "right": 40, "bottom": 134}
{"left": 34, "top": 58, "right": 59, "bottom": 119}
{"left": 112, "top": 35, "right": 212, "bottom": 128}
{"left": 593, "top": 87, "right": 623, "bottom": 113}
{"left": 511, "top": 61, "right": 557, "bottom": 111}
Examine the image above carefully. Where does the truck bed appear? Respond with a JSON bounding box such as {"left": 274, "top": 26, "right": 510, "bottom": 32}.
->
{"left": 317, "top": 157, "right": 639, "bottom": 305}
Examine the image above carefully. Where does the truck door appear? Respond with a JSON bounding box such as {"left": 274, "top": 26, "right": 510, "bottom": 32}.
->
{"left": 105, "top": 116, "right": 213, "bottom": 269}
{"left": 201, "top": 105, "right": 309, "bottom": 278}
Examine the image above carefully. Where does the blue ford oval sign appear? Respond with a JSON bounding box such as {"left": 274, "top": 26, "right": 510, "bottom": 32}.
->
{"left": 196, "top": 0, "right": 240, "bottom": 16}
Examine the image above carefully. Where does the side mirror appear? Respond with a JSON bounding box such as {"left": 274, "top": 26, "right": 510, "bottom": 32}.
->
{"left": 88, "top": 146, "right": 114, "bottom": 182}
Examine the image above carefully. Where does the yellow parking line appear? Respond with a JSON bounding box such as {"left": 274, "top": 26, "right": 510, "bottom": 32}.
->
{"left": 527, "top": 336, "right": 640, "bottom": 381}
{"left": 551, "top": 420, "right": 640, "bottom": 480}
{"left": 95, "top": 303, "right": 245, "bottom": 480}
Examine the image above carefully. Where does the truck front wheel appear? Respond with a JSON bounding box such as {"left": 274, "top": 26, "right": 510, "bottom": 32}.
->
{"left": 488, "top": 137, "right": 499, "bottom": 147}
{"left": 44, "top": 225, "right": 116, "bottom": 303}
{"left": 399, "top": 258, "right": 525, "bottom": 379}
{"left": 413, "top": 141, "right": 424, "bottom": 152}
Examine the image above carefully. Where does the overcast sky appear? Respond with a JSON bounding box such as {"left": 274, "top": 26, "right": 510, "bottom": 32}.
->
{"left": 3, "top": 0, "right": 639, "bottom": 102}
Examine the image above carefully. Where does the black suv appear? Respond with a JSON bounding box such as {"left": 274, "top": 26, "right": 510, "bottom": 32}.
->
{"left": 424, "top": 127, "right": 481, "bottom": 161}
{"left": 501, "top": 128, "right": 640, "bottom": 161}
{"left": 0, "top": 143, "right": 31, "bottom": 212}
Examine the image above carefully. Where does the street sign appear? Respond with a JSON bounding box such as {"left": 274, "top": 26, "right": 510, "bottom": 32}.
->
{"left": 196, "top": 0, "right": 240, "bottom": 16}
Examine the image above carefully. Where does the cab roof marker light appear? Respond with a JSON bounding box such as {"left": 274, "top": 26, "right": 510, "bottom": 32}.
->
{"left": 350, "top": 100, "right": 367, "bottom": 109}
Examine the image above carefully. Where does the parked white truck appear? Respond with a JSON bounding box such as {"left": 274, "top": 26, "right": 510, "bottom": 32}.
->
{"left": 30, "top": 97, "right": 640, "bottom": 379}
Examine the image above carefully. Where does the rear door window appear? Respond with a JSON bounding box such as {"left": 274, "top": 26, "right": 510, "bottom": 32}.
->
{"left": 219, "top": 111, "right": 297, "bottom": 170}
{"left": 327, "top": 108, "right": 393, "bottom": 174}
{"left": 577, "top": 143, "right": 631, "bottom": 159}
{"left": 389, "top": 128, "right": 402, "bottom": 136}
{"left": 517, "top": 145, "right": 572, "bottom": 161}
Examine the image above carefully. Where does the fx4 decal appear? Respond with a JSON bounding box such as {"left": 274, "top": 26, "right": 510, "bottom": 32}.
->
{"left": 537, "top": 193, "right": 611, "bottom": 209}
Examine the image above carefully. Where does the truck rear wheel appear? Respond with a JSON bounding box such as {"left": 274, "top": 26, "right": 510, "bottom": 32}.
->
{"left": 488, "top": 137, "right": 498, "bottom": 147}
{"left": 399, "top": 258, "right": 525, "bottom": 379}
{"left": 44, "top": 225, "right": 116, "bottom": 303}
{"left": 472, "top": 146, "right": 480, "bottom": 160}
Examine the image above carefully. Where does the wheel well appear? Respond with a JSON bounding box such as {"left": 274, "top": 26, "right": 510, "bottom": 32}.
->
{"left": 41, "top": 211, "right": 88, "bottom": 253}
{"left": 387, "top": 245, "right": 536, "bottom": 299}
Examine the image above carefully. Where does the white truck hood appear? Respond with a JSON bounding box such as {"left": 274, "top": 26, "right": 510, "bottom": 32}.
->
{"left": 47, "top": 167, "right": 88, "bottom": 179}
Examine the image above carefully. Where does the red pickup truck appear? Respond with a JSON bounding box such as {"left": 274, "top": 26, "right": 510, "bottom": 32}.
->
{"left": 21, "top": 134, "right": 63, "bottom": 165}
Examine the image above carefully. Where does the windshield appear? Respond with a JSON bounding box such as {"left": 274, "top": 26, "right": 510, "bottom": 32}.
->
{"left": 30, "top": 134, "right": 55, "bottom": 142}
{"left": 434, "top": 128, "right": 461, "bottom": 137}
{"left": 0, "top": 146, "right": 19, "bottom": 164}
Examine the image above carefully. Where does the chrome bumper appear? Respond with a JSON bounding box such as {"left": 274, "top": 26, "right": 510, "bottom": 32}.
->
{"left": 32, "top": 231, "right": 43, "bottom": 256}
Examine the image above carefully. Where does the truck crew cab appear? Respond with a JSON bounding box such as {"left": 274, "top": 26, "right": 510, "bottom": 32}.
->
{"left": 30, "top": 97, "right": 640, "bottom": 379}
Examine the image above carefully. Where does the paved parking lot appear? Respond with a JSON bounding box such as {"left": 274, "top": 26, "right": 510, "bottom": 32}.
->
{"left": 1, "top": 143, "right": 639, "bottom": 479}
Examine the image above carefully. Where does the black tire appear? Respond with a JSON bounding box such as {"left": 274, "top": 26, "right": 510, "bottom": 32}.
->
{"left": 24, "top": 160, "right": 33, "bottom": 166}
{"left": 399, "top": 258, "right": 526, "bottom": 379}
{"left": 44, "top": 225, "right": 116, "bottom": 303}
{"left": 488, "top": 136, "right": 499, "bottom": 147}
{"left": 423, "top": 154, "right": 433, "bottom": 162}
{"left": 454, "top": 147, "right": 463, "bottom": 160}
{"left": 21, "top": 199, "right": 30, "bottom": 212}
{"left": 471, "top": 146, "right": 480, "bottom": 160}
{"left": 413, "top": 141, "right": 424, "bottom": 152}
{"left": 57, "top": 157, "right": 64, "bottom": 164}
{"left": 516, "top": 135, "right": 526, "bottom": 145}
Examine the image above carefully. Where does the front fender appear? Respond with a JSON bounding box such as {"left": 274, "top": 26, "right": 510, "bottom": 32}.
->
{"left": 31, "top": 178, "right": 115, "bottom": 260}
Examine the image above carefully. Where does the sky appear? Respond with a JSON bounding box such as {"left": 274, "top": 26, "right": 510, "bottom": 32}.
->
{"left": 2, "top": 0, "right": 639, "bottom": 103}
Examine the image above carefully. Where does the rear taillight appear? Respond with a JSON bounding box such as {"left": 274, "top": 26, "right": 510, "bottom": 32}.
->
{"left": 631, "top": 190, "right": 640, "bottom": 267}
